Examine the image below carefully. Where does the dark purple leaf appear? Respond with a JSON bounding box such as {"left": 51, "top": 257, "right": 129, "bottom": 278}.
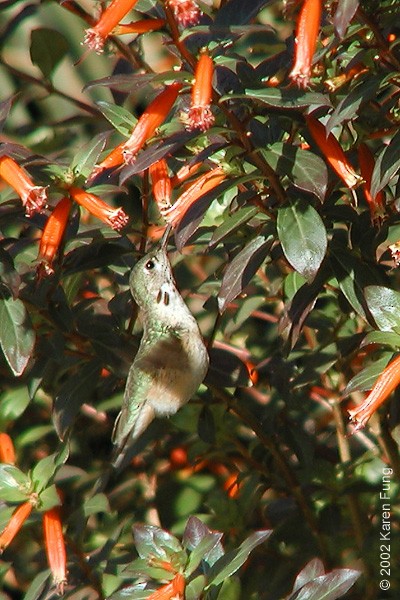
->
{"left": 53, "top": 360, "right": 102, "bottom": 440}
{"left": 217, "top": 235, "right": 272, "bottom": 313}
{"left": 119, "top": 130, "right": 196, "bottom": 182}
{"left": 326, "top": 76, "right": 381, "bottom": 133}
{"left": 370, "top": 129, "right": 400, "bottom": 197}
{"left": 292, "top": 559, "right": 325, "bottom": 593}
{"left": 333, "top": 0, "right": 359, "bottom": 38}
{"left": 175, "top": 178, "right": 242, "bottom": 251}
{"left": 205, "top": 347, "right": 252, "bottom": 387}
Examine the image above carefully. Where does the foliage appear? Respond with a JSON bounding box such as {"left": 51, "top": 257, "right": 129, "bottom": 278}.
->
{"left": 0, "top": 0, "right": 399, "bottom": 598}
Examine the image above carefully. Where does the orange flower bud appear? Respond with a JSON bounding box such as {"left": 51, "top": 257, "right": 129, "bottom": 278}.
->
{"left": 43, "top": 504, "right": 67, "bottom": 593}
{"left": 358, "top": 143, "right": 385, "bottom": 223}
{"left": 162, "top": 166, "right": 226, "bottom": 228}
{"left": 306, "top": 116, "right": 362, "bottom": 189}
{"left": 187, "top": 51, "right": 215, "bottom": 132}
{"left": 149, "top": 159, "right": 172, "bottom": 212}
{"left": 122, "top": 83, "right": 182, "bottom": 164}
{"left": 0, "top": 433, "right": 16, "bottom": 464}
{"left": 38, "top": 197, "right": 72, "bottom": 276}
{"left": 84, "top": 0, "right": 139, "bottom": 53}
{"left": 112, "top": 18, "right": 165, "bottom": 35}
{"left": 289, "top": 0, "right": 322, "bottom": 88}
{"left": 146, "top": 573, "right": 185, "bottom": 600}
{"left": 167, "top": 0, "right": 200, "bottom": 27}
{"left": 0, "top": 155, "right": 47, "bottom": 216}
{"left": 348, "top": 353, "right": 400, "bottom": 431}
{"left": 91, "top": 83, "right": 182, "bottom": 178}
{"left": 69, "top": 186, "right": 128, "bottom": 230}
{"left": 0, "top": 502, "right": 33, "bottom": 553}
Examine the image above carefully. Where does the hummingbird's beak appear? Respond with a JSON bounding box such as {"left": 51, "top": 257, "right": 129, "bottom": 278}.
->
{"left": 160, "top": 225, "right": 172, "bottom": 250}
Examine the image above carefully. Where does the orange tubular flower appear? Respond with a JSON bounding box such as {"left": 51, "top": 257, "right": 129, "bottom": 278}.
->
{"left": 38, "top": 196, "right": 72, "bottom": 276}
{"left": 146, "top": 573, "right": 185, "bottom": 600}
{"left": 188, "top": 51, "right": 215, "bottom": 132}
{"left": 358, "top": 143, "right": 385, "bottom": 223}
{"left": 167, "top": 0, "right": 200, "bottom": 27}
{"left": 149, "top": 159, "right": 172, "bottom": 212}
{"left": 289, "top": 0, "right": 322, "bottom": 88}
{"left": 0, "top": 155, "right": 47, "bottom": 216}
{"left": 91, "top": 83, "right": 182, "bottom": 179}
{"left": 306, "top": 116, "right": 362, "bottom": 189}
{"left": 43, "top": 505, "right": 67, "bottom": 593}
{"left": 0, "top": 433, "right": 16, "bottom": 464}
{"left": 84, "top": 0, "right": 139, "bottom": 53}
{"left": 162, "top": 166, "right": 226, "bottom": 228}
{"left": 69, "top": 186, "right": 128, "bottom": 231}
{"left": 0, "top": 502, "right": 33, "bottom": 553}
{"left": 348, "top": 354, "right": 400, "bottom": 430}
{"left": 170, "top": 161, "right": 201, "bottom": 187}
{"left": 112, "top": 18, "right": 165, "bottom": 34}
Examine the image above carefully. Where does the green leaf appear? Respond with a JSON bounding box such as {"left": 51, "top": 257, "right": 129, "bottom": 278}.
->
{"left": 53, "top": 360, "right": 102, "bottom": 440}
{"left": 30, "top": 28, "right": 68, "bottom": 79}
{"left": 186, "top": 575, "right": 207, "bottom": 600}
{"left": 260, "top": 144, "right": 328, "bottom": 201}
{"left": 207, "top": 530, "right": 272, "bottom": 587}
{"left": 38, "top": 484, "right": 61, "bottom": 512}
{"left": 344, "top": 353, "right": 392, "bottom": 396}
{"left": 0, "top": 465, "right": 31, "bottom": 502}
{"left": 364, "top": 285, "right": 400, "bottom": 334}
{"left": 0, "top": 386, "right": 30, "bottom": 427}
{"left": 22, "top": 570, "right": 51, "bottom": 600}
{"left": 185, "top": 532, "right": 224, "bottom": 576}
{"left": 71, "top": 133, "right": 109, "bottom": 179}
{"left": 326, "top": 76, "right": 381, "bottom": 133}
{"left": 361, "top": 330, "right": 400, "bottom": 349}
{"left": 209, "top": 206, "right": 259, "bottom": 248}
{"left": 96, "top": 101, "right": 137, "bottom": 137}
{"left": 277, "top": 199, "right": 327, "bottom": 280}
{"left": 329, "top": 248, "right": 383, "bottom": 321}
{"left": 370, "top": 129, "right": 400, "bottom": 197}
{"left": 30, "top": 443, "right": 69, "bottom": 494}
{"left": 0, "top": 293, "right": 35, "bottom": 376}
{"left": 230, "top": 88, "right": 331, "bottom": 109}
{"left": 133, "top": 525, "right": 183, "bottom": 561}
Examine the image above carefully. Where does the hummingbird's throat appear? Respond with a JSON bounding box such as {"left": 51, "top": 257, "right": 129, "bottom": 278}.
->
{"left": 156, "top": 282, "right": 174, "bottom": 306}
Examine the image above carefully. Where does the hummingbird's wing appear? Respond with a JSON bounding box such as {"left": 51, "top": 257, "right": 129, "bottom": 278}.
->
{"left": 112, "top": 330, "right": 190, "bottom": 450}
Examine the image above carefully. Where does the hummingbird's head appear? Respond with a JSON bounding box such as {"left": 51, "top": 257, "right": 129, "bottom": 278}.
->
{"left": 129, "top": 247, "right": 176, "bottom": 309}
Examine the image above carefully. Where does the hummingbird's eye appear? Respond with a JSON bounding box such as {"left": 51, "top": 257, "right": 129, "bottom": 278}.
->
{"left": 145, "top": 259, "right": 155, "bottom": 271}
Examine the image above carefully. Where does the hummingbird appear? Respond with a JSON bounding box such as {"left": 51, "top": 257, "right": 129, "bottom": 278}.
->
{"left": 111, "top": 238, "right": 209, "bottom": 468}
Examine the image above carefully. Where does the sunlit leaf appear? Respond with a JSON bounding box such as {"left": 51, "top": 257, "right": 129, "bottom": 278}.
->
{"left": 0, "top": 293, "right": 35, "bottom": 377}
{"left": 277, "top": 199, "right": 327, "bottom": 280}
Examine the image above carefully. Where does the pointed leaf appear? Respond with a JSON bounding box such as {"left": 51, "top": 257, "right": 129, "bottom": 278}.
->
{"left": 71, "top": 133, "right": 109, "bottom": 179}
{"left": 289, "top": 569, "right": 360, "bottom": 600}
{"left": 364, "top": 285, "right": 400, "bottom": 334}
{"left": 207, "top": 530, "right": 272, "bottom": 587}
{"left": 31, "top": 443, "right": 69, "bottom": 493}
{"left": 370, "top": 129, "right": 400, "bottom": 197}
{"left": 214, "top": 0, "right": 272, "bottom": 26}
{"left": 333, "top": 0, "right": 359, "bottom": 38}
{"left": 293, "top": 559, "right": 326, "bottom": 593}
{"left": 96, "top": 101, "right": 137, "bottom": 137}
{"left": 209, "top": 206, "right": 259, "bottom": 248}
{"left": 230, "top": 89, "right": 331, "bottom": 110}
{"left": 343, "top": 353, "right": 392, "bottom": 396}
{"left": 217, "top": 235, "right": 272, "bottom": 312}
{"left": 326, "top": 76, "right": 381, "bottom": 133}
{"left": 30, "top": 28, "right": 68, "bottom": 79}
{"left": 0, "top": 293, "right": 35, "bottom": 376}
{"left": 260, "top": 144, "right": 328, "bottom": 201}
{"left": 53, "top": 360, "right": 102, "bottom": 440}
{"left": 277, "top": 199, "right": 327, "bottom": 280}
